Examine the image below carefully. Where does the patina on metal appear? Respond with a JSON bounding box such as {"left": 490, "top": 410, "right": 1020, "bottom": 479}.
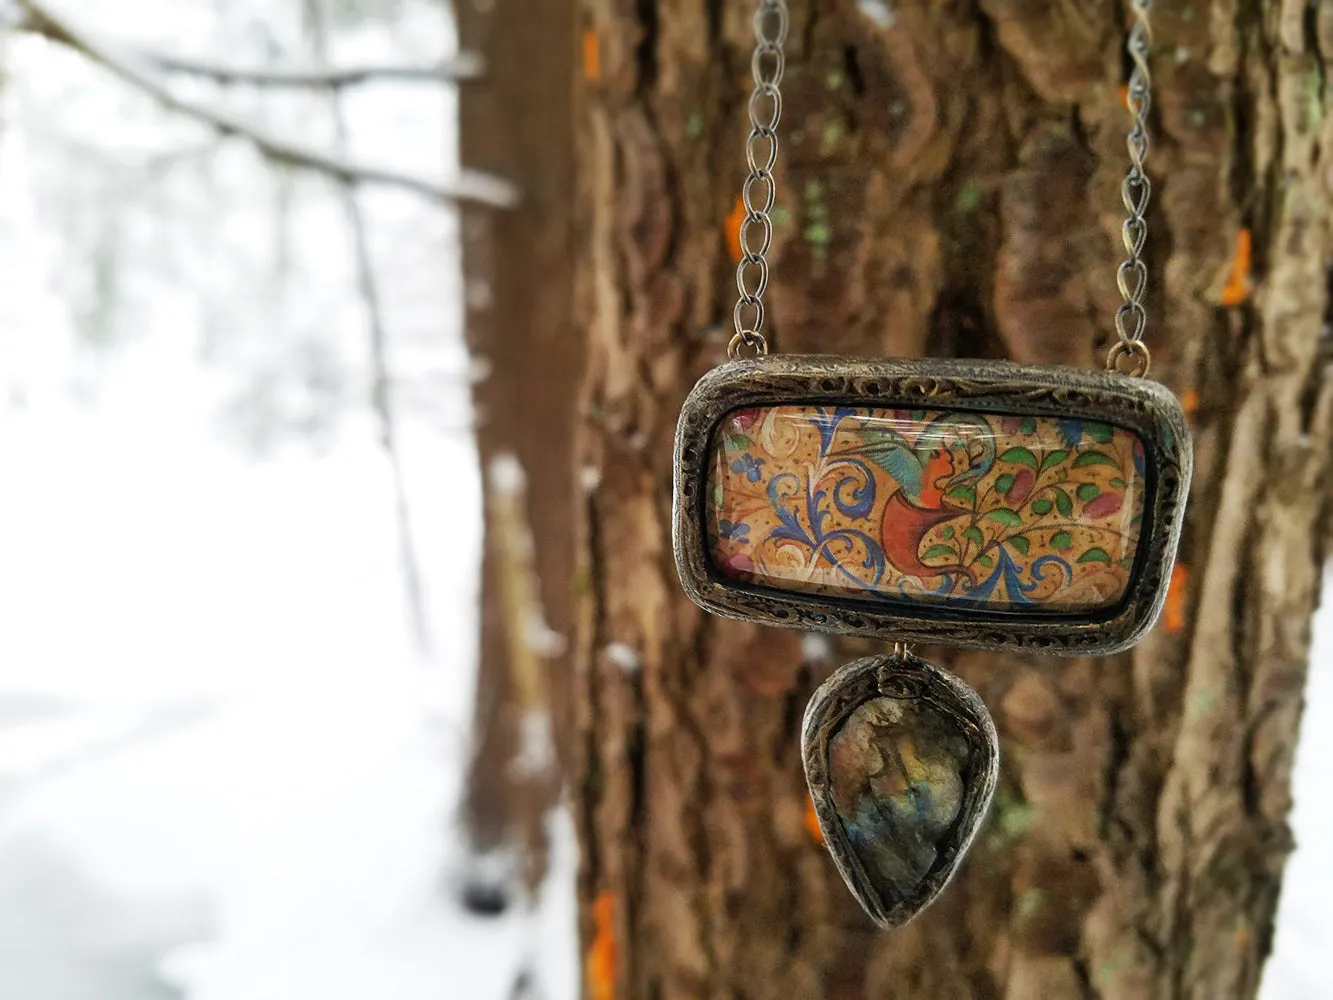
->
{"left": 802, "top": 650, "right": 999, "bottom": 929}
{"left": 672, "top": 355, "right": 1192, "bottom": 654}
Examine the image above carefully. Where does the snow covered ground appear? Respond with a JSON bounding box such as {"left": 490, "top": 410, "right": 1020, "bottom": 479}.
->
{"left": 0, "top": 395, "right": 578, "bottom": 1000}
{"left": 0, "top": 3, "right": 1327, "bottom": 999}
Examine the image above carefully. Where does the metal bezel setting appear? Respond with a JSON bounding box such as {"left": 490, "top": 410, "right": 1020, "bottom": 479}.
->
{"left": 801, "top": 651, "right": 1000, "bottom": 929}
{"left": 672, "top": 355, "right": 1193, "bottom": 654}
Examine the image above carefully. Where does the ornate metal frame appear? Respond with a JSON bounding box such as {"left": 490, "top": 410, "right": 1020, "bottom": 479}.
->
{"left": 672, "top": 355, "right": 1192, "bottom": 654}
{"left": 801, "top": 651, "right": 1000, "bottom": 929}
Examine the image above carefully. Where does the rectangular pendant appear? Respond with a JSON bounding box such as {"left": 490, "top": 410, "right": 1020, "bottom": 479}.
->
{"left": 672, "top": 356, "right": 1192, "bottom": 654}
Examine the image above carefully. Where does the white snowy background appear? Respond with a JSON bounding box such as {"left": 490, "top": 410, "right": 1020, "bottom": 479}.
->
{"left": 0, "top": 3, "right": 1326, "bottom": 999}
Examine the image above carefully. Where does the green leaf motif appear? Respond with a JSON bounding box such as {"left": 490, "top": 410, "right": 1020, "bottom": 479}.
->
{"left": 984, "top": 508, "right": 1023, "bottom": 527}
{"left": 1110, "top": 477, "right": 1127, "bottom": 489}
{"left": 978, "top": 555, "right": 994, "bottom": 568}
{"left": 999, "top": 446, "right": 1038, "bottom": 469}
{"left": 947, "top": 485, "right": 977, "bottom": 504}
{"left": 1055, "top": 488, "right": 1073, "bottom": 518}
{"left": 1073, "top": 451, "right": 1118, "bottom": 469}
{"left": 1020, "top": 417, "right": 1037, "bottom": 435}
{"left": 1031, "top": 499, "right": 1054, "bottom": 516}
{"left": 942, "top": 525, "right": 955, "bottom": 541}
{"left": 911, "top": 410, "right": 926, "bottom": 422}
{"left": 1009, "top": 536, "right": 1031, "bottom": 555}
{"left": 922, "top": 544, "right": 956, "bottom": 561}
{"left": 1076, "top": 482, "right": 1101, "bottom": 503}
{"left": 1086, "top": 422, "right": 1114, "bottom": 444}
{"left": 1051, "top": 531, "right": 1074, "bottom": 551}
{"left": 1077, "top": 547, "right": 1112, "bottom": 564}
{"left": 1040, "top": 449, "right": 1069, "bottom": 472}
{"left": 995, "top": 473, "right": 1016, "bottom": 494}
{"left": 725, "top": 433, "right": 750, "bottom": 451}
{"left": 963, "top": 526, "right": 985, "bottom": 545}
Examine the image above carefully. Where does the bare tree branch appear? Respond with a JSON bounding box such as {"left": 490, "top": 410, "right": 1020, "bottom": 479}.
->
{"left": 14, "top": 0, "right": 518, "bottom": 209}
{"left": 304, "top": 0, "right": 433, "bottom": 658}
{"left": 142, "top": 50, "right": 486, "bottom": 89}
{"left": 10, "top": 10, "right": 487, "bottom": 86}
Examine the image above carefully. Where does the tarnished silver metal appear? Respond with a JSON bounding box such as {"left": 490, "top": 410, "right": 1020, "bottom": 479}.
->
{"left": 802, "top": 650, "right": 999, "bottom": 929}
{"left": 1108, "top": 338, "right": 1152, "bottom": 378}
{"left": 672, "top": 355, "right": 1193, "bottom": 654}
{"left": 729, "top": 0, "right": 788, "bottom": 359}
{"left": 1110, "top": 0, "right": 1153, "bottom": 374}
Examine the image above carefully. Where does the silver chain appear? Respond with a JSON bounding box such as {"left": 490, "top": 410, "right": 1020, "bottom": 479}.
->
{"left": 729, "top": 0, "right": 1154, "bottom": 376}
{"left": 729, "top": 0, "right": 788, "bottom": 359}
{"left": 1109, "top": 0, "right": 1153, "bottom": 377}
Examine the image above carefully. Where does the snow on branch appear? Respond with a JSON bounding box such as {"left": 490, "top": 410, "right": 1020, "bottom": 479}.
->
{"left": 14, "top": 0, "right": 518, "bottom": 210}
{"left": 142, "top": 50, "right": 487, "bottom": 89}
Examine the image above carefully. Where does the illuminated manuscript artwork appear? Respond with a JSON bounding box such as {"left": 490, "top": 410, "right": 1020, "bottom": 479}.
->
{"left": 705, "top": 406, "right": 1147, "bottom": 613}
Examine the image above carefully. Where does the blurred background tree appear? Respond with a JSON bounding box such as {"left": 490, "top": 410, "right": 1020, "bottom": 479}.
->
{"left": 453, "top": 0, "right": 577, "bottom": 925}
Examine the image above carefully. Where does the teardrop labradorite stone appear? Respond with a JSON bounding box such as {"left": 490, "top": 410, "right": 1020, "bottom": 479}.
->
{"left": 826, "top": 696, "right": 973, "bottom": 907}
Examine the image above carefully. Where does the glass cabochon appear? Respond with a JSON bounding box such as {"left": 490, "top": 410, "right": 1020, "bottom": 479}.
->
{"left": 705, "top": 405, "right": 1147, "bottom": 614}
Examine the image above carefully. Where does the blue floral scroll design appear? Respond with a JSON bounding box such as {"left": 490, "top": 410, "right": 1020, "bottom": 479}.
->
{"left": 809, "top": 407, "right": 859, "bottom": 459}
{"left": 825, "top": 457, "right": 877, "bottom": 520}
{"left": 1029, "top": 554, "right": 1074, "bottom": 588}
{"left": 1058, "top": 418, "right": 1086, "bottom": 450}
{"left": 962, "top": 550, "right": 1074, "bottom": 605}
{"left": 730, "top": 453, "right": 766, "bottom": 482}
{"left": 767, "top": 471, "right": 886, "bottom": 589}
{"left": 960, "top": 548, "right": 1033, "bottom": 604}
{"left": 898, "top": 574, "right": 958, "bottom": 599}
{"left": 717, "top": 519, "right": 750, "bottom": 542}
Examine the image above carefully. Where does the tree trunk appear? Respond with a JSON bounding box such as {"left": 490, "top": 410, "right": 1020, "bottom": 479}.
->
{"left": 571, "top": 2, "right": 1333, "bottom": 999}
{"left": 455, "top": 0, "right": 579, "bottom": 905}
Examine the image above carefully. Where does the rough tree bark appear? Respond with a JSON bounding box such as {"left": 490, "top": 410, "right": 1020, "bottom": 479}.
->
{"left": 570, "top": 2, "right": 1333, "bottom": 999}
{"left": 455, "top": 0, "right": 579, "bottom": 905}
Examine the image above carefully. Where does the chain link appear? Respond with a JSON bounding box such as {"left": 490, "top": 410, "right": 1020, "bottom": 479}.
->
{"left": 730, "top": 0, "right": 788, "bottom": 359}
{"left": 1109, "top": 0, "right": 1153, "bottom": 377}
{"left": 728, "top": 0, "right": 1153, "bottom": 373}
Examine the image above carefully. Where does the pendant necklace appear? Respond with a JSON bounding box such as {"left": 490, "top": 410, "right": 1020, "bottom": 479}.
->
{"left": 671, "top": 0, "right": 1191, "bottom": 928}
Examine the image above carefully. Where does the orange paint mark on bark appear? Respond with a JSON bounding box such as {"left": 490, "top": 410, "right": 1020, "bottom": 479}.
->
{"left": 1164, "top": 564, "right": 1190, "bottom": 634}
{"left": 1180, "top": 389, "right": 1199, "bottom": 427}
{"left": 725, "top": 194, "right": 746, "bottom": 263}
{"left": 1180, "top": 389, "right": 1201, "bottom": 432}
{"left": 804, "top": 792, "right": 825, "bottom": 844}
{"left": 1220, "top": 229, "right": 1254, "bottom": 306}
{"left": 582, "top": 29, "right": 601, "bottom": 83}
{"left": 1118, "top": 84, "right": 1130, "bottom": 109}
{"left": 587, "top": 891, "right": 617, "bottom": 1000}
{"left": 1235, "top": 922, "right": 1254, "bottom": 952}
